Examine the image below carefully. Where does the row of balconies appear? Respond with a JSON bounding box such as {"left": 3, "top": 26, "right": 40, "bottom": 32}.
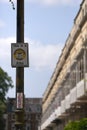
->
{"left": 41, "top": 78, "right": 87, "bottom": 130}
{"left": 41, "top": 1, "right": 87, "bottom": 129}
{"left": 43, "top": 0, "right": 87, "bottom": 105}
{"left": 42, "top": 49, "right": 85, "bottom": 122}
{"left": 41, "top": 47, "right": 87, "bottom": 129}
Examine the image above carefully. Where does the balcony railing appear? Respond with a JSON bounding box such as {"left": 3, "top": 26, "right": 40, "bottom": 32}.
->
{"left": 41, "top": 77, "right": 87, "bottom": 130}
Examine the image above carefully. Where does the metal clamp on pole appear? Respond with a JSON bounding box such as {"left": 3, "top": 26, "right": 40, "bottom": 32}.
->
{"left": 15, "top": 109, "right": 24, "bottom": 127}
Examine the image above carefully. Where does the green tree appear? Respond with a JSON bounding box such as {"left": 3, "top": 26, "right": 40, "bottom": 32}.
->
{"left": 0, "top": 67, "right": 14, "bottom": 102}
{"left": 64, "top": 118, "right": 87, "bottom": 130}
{"left": 79, "top": 118, "right": 87, "bottom": 130}
{"left": 0, "top": 67, "right": 14, "bottom": 130}
{"left": 64, "top": 121, "right": 79, "bottom": 130}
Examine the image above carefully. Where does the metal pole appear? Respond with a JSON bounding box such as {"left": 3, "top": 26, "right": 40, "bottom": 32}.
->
{"left": 15, "top": 0, "right": 25, "bottom": 130}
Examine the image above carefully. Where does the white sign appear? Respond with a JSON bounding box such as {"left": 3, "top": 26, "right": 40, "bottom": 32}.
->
{"left": 17, "top": 93, "right": 23, "bottom": 109}
{"left": 11, "top": 43, "right": 29, "bottom": 67}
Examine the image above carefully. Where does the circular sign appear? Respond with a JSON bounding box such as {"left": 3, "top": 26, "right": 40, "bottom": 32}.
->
{"left": 14, "top": 48, "right": 26, "bottom": 60}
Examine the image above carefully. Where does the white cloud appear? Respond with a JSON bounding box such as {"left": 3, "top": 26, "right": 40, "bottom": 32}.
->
{"left": 0, "top": 37, "right": 63, "bottom": 70}
{"left": 0, "top": 37, "right": 15, "bottom": 60}
{"left": 29, "top": 39, "right": 63, "bottom": 70}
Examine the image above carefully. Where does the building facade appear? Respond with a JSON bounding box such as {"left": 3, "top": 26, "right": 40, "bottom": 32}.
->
{"left": 6, "top": 98, "right": 42, "bottom": 130}
{"left": 41, "top": 0, "right": 87, "bottom": 130}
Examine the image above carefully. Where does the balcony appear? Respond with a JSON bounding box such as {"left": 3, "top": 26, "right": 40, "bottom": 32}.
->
{"left": 65, "top": 94, "right": 70, "bottom": 110}
{"left": 77, "top": 80, "right": 85, "bottom": 99}
{"left": 41, "top": 78, "right": 87, "bottom": 130}
{"left": 70, "top": 86, "right": 77, "bottom": 105}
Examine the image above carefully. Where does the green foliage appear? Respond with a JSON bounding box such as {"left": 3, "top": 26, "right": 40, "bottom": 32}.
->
{"left": 0, "top": 67, "right": 14, "bottom": 103}
{"left": 64, "top": 121, "right": 79, "bottom": 130}
{"left": 0, "top": 67, "right": 14, "bottom": 130}
{"left": 64, "top": 118, "right": 87, "bottom": 130}
{"left": 79, "top": 118, "right": 87, "bottom": 130}
{"left": 0, "top": 101, "right": 6, "bottom": 115}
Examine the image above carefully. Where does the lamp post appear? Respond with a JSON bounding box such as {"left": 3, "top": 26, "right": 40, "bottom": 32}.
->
{"left": 11, "top": 0, "right": 29, "bottom": 129}
{"left": 15, "top": 0, "right": 25, "bottom": 130}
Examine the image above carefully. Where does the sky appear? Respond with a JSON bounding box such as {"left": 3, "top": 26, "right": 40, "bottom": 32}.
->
{"left": 0, "top": 0, "right": 82, "bottom": 98}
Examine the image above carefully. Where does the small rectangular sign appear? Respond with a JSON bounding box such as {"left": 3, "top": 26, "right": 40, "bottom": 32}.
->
{"left": 17, "top": 93, "right": 23, "bottom": 109}
{"left": 11, "top": 43, "right": 29, "bottom": 67}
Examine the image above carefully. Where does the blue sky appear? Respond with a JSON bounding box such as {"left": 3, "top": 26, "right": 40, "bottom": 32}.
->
{"left": 0, "top": 0, "right": 82, "bottom": 98}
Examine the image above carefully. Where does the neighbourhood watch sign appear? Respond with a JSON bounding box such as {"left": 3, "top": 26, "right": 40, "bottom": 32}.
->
{"left": 11, "top": 43, "right": 29, "bottom": 67}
